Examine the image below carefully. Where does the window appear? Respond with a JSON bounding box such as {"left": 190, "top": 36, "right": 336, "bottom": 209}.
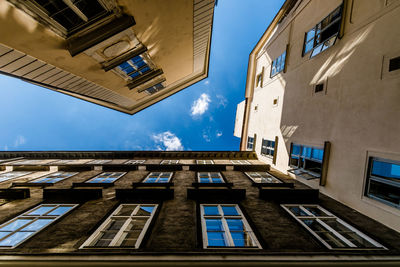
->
{"left": 247, "top": 136, "right": 254, "bottom": 150}
{"left": 198, "top": 172, "right": 224, "bottom": 183}
{"left": 389, "top": 56, "right": 400, "bottom": 72}
{"left": 200, "top": 204, "right": 261, "bottom": 248}
{"left": 270, "top": 50, "right": 286, "bottom": 77}
{"left": 85, "top": 172, "right": 126, "bottom": 184}
{"left": 261, "top": 139, "right": 275, "bottom": 158}
{"left": 29, "top": 172, "right": 78, "bottom": 184}
{"left": 245, "top": 172, "right": 282, "bottom": 184}
{"left": 289, "top": 144, "right": 324, "bottom": 179}
{"left": 303, "top": 6, "right": 342, "bottom": 57}
{"left": 196, "top": 160, "right": 214, "bottom": 165}
{"left": 21, "top": 0, "right": 110, "bottom": 36}
{"left": 0, "top": 172, "right": 32, "bottom": 183}
{"left": 125, "top": 160, "right": 146, "bottom": 165}
{"left": 87, "top": 160, "right": 111, "bottom": 165}
{"left": 80, "top": 204, "right": 157, "bottom": 248}
{"left": 256, "top": 67, "right": 264, "bottom": 87}
{"left": 117, "top": 55, "right": 151, "bottom": 80}
{"left": 230, "top": 160, "right": 251, "bottom": 165}
{"left": 143, "top": 172, "right": 173, "bottom": 183}
{"left": 144, "top": 82, "right": 165, "bottom": 95}
{"left": 54, "top": 159, "right": 82, "bottom": 164}
{"left": 0, "top": 204, "right": 77, "bottom": 248}
{"left": 281, "top": 204, "right": 386, "bottom": 249}
{"left": 160, "top": 160, "right": 179, "bottom": 165}
{"left": 364, "top": 157, "right": 400, "bottom": 209}
{"left": 315, "top": 83, "right": 324, "bottom": 93}
{"left": 13, "top": 159, "right": 52, "bottom": 165}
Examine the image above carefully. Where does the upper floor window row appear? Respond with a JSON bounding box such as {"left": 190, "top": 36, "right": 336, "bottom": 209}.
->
{"left": 364, "top": 157, "right": 400, "bottom": 209}
{"left": 230, "top": 160, "right": 251, "bottom": 165}
{"left": 270, "top": 50, "right": 286, "bottom": 77}
{"left": 0, "top": 171, "right": 32, "bottom": 183}
{"left": 160, "top": 160, "right": 179, "bottom": 165}
{"left": 196, "top": 160, "right": 214, "bottom": 165}
{"left": 198, "top": 172, "right": 224, "bottom": 183}
{"left": 29, "top": 172, "right": 78, "bottom": 184}
{"left": 85, "top": 172, "right": 126, "bottom": 184}
{"left": 143, "top": 172, "right": 173, "bottom": 183}
{"left": 245, "top": 172, "right": 282, "bottom": 184}
{"left": 303, "top": 5, "right": 342, "bottom": 58}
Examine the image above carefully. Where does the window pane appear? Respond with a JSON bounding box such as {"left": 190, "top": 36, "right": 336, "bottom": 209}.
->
{"left": 0, "top": 219, "right": 33, "bottom": 231}
{"left": 116, "top": 205, "right": 136, "bottom": 216}
{"left": 226, "top": 219, "right": 244, "bottom": 231}
{"left": 222, "top": 206, "right": 238, "bottom": 216}
{"left": 47, "top": 206, "right": 73, "bottom": 216}
{"left": 206, "top": 219, "right": 223, "bottom": 231}
{"left": 288, "top": 206, "right": 308, "bottom": 216}
{"left": 136, "top": 206, "right": 154, "bottom": 216}
{"left": 22, "top": 219, "right": 53, "bottom": 231}
{"left": 26, "top": 206, "right": 54, "bottom": 216}
{"left": 372, "top": 160, "right": 400, "bottom": 179}
{"left": 0, "top": 232, "right": 33, "bottom": 247}
{"left": 304, "top": 206, "right": 329, "bottom": 217}
{"left": 207, "top": 232, "right": 226, "bottom": 246}
{"left": 203, "top": 206, "right": 219, "bottom": 216}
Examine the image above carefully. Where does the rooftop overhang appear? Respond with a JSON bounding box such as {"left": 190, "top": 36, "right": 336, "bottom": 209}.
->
{"left": 0, "top": 0, "right": 215, "bottom": 114}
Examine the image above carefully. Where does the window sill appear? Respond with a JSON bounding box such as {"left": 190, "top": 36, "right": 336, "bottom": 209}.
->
{"left": 73, "top": 182, "right": 114, "bottom": 188}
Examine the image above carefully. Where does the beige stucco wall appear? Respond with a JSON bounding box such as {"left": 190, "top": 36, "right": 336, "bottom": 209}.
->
{"left": 238, "top": 0, "right": 400, "bottom": 231}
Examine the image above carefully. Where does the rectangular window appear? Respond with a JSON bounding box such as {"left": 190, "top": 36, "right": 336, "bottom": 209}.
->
{"left": 364, "top": 157, "right": 400, "bottom": 209}
{"left": 125, "top": 160, "right": 146, "bottom": 165}
{"left": 117, "top": 55, "right": 151, "bottom": 80}
{"left": 87, "top": 160, "right": 111, "bottom": 165}
{"left": 85, "top": 172, "right": 126, "bottom": 184}
{"left": 144, "top": 82, "right": 165, "bottom": 95}
{"left": 28, "top": 0, "right": 109, "bottom": 34}
{"left": 143, "top": 172, "right": 173, "bottom": 183}
{"left": 281, "top": 204, "right": 386, "bottom": 249}
{"left": 29, "top": 172, "right": 78, "bottom": 184}
{"left": 53, "top": 159, "right": 83, "bottom": 164}
{"left": 80, "top": 204, "right": 157, "bottom": 248}
{"left": 247, "top": 136, "right": 254, "bottom": 150}
{"left": 245, "top": 172, "right": 282, "bottom": 184}
{"left": 196, "top": 160, "right": 214, "bottom": 165}
{"left": 0, "top": 172, "right": 32, "bottom": 183}
{"left": 200, "top": 204, "right": 261, "bottom": 248}
{"left": 230, "top": 160, "right": 251, "bottom": 165}
{"left": 0, "top": 204, "right": 77, "bottom": 248}
{"left": 289, "top": 144, "right": 324, "bottom": 179}
{"left": 270, "top": 50, "right": 286, "bottom": 77}
{"left": 261, "top": 139, "right": 275, "bottom": 158}
{"left": 389, "top": 56, "right": 400, "bottom": 72}
{"left": 198, "top": 172, "right": 224, "bottom": 183}
{"left": 160, "top": 160, "right": 179, "bottom": 165}
{"left": 303, "top": 6, "right": 342, "bottom": 57}
{"left": 13, "top": 159, "right": 54, "bottom": 165}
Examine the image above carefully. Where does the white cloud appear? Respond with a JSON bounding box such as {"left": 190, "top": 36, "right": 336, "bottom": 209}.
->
{"left": 204, "top": 80, "right": 210, "bottom": 85}
{"left": 3, "top": 145, "right": 8, "bottom": 151}
{"left": 216, "top": 94, "right": 228, "bottom": 108}
{"left": 152, "top": 131, "right": 184, "bottom": 151}
{"left": 202, "top": 131, "right": 211, "bottom": 142}
{"left": 191, "top": 93, "right": 211, "bottom": 117}
{"left": 216, "top": 131, "right": 223, "bottom": 137}
{"left": 13, "top": 135, "right": 26, "bottom": 147}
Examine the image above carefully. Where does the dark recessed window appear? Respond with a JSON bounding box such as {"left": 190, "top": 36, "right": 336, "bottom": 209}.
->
{"left": 144, "top": 83, "right": 165, "bottom": 95}
{"left": 34, "top": 0, "right": 108, "bottom": 33}
{"left": 247, "top": 136, "right": 254, "bottom": 150}
{"left": 118, "top": 55, "right": 151, "bottom": 79}
{"left": 273, "top": 98, "right": 278, "bottom": 105}
{"left": 315, "top": 83, "right": 324, "bottom": 93}
{"left": 304, "top": 5, "right": 342, "bottom": 57}
{"left": 365, "top": 157, "right": 400, "bottom": 209}
{"left": 389, "top": 56, "right": 400, "bottom": 72}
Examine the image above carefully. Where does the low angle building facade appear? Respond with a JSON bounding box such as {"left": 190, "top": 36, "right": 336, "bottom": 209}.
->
{"left": 0, "top": 151, "right": 399, "bottom": 265}
{"left": 0, "top": 0, "right": 215, "bottom": 114}
{"left": 234, "top": 0, "right": 400, "bottom": 234}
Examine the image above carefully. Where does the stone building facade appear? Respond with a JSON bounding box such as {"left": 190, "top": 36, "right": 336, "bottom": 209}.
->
{"left": 0, "top": 151, "right": 398, "bottom": 266}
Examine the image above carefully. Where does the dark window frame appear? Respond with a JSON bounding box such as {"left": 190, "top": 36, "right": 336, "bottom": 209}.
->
{"left": 261, "top": 139, "right": 275, "bottom": 158}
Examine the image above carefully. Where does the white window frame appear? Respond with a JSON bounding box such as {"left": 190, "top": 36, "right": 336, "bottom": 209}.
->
{"left": 244, "top": 172, "right": 282, "bottom": 184}
{"left": 0, "top": 204, "right": 77, "bottom": 248}
{"left": 80, "top": 204, "right": 157, "bottom": 248}
{"left": 12, "top": 159, "right": 55, "bottom": 165}
{"left": 281, "top": 204, "right": 386, "bottom": 250}
{"left": 143, "top": 172, "right": 173, "bottom": 183}
{"left": 196, "top": 160, "right": 214, "bottom": 165}
{"left": 87, "top": 160, "right": 112, "bottom": 165}
{"left": 230, "top": 160, "right": 251, "bottom": 165}
{"left": 29, "top": 172, "right": 78, "bottom": 184}
{"left": 247, "top": 136, "right": 254, "bottom": 150}
{"left": 124, "top": 160, "right": 146, "bottom": 165}
{"left": 85, "top": 172, "right": 126, "bottom": 183}
{"left": 197, "top": 172, "right": 225, "bottom": 183}
{"left": 0, "top": 171, "right": 32, "bottom": 183}
{"left": 160, "top": 160, "right": 179, "bottom": 165}
{"left": 200, "top": 204, "right": 261, "bottom": 249}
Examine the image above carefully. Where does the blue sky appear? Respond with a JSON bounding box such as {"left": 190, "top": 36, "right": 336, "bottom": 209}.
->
{"left": 0, "top": 0, "right": 284, "bottom": 151}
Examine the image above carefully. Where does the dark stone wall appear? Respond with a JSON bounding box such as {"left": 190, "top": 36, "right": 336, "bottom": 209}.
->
{"left": 0, "top": 165, "right": 399, "bottom": 256}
